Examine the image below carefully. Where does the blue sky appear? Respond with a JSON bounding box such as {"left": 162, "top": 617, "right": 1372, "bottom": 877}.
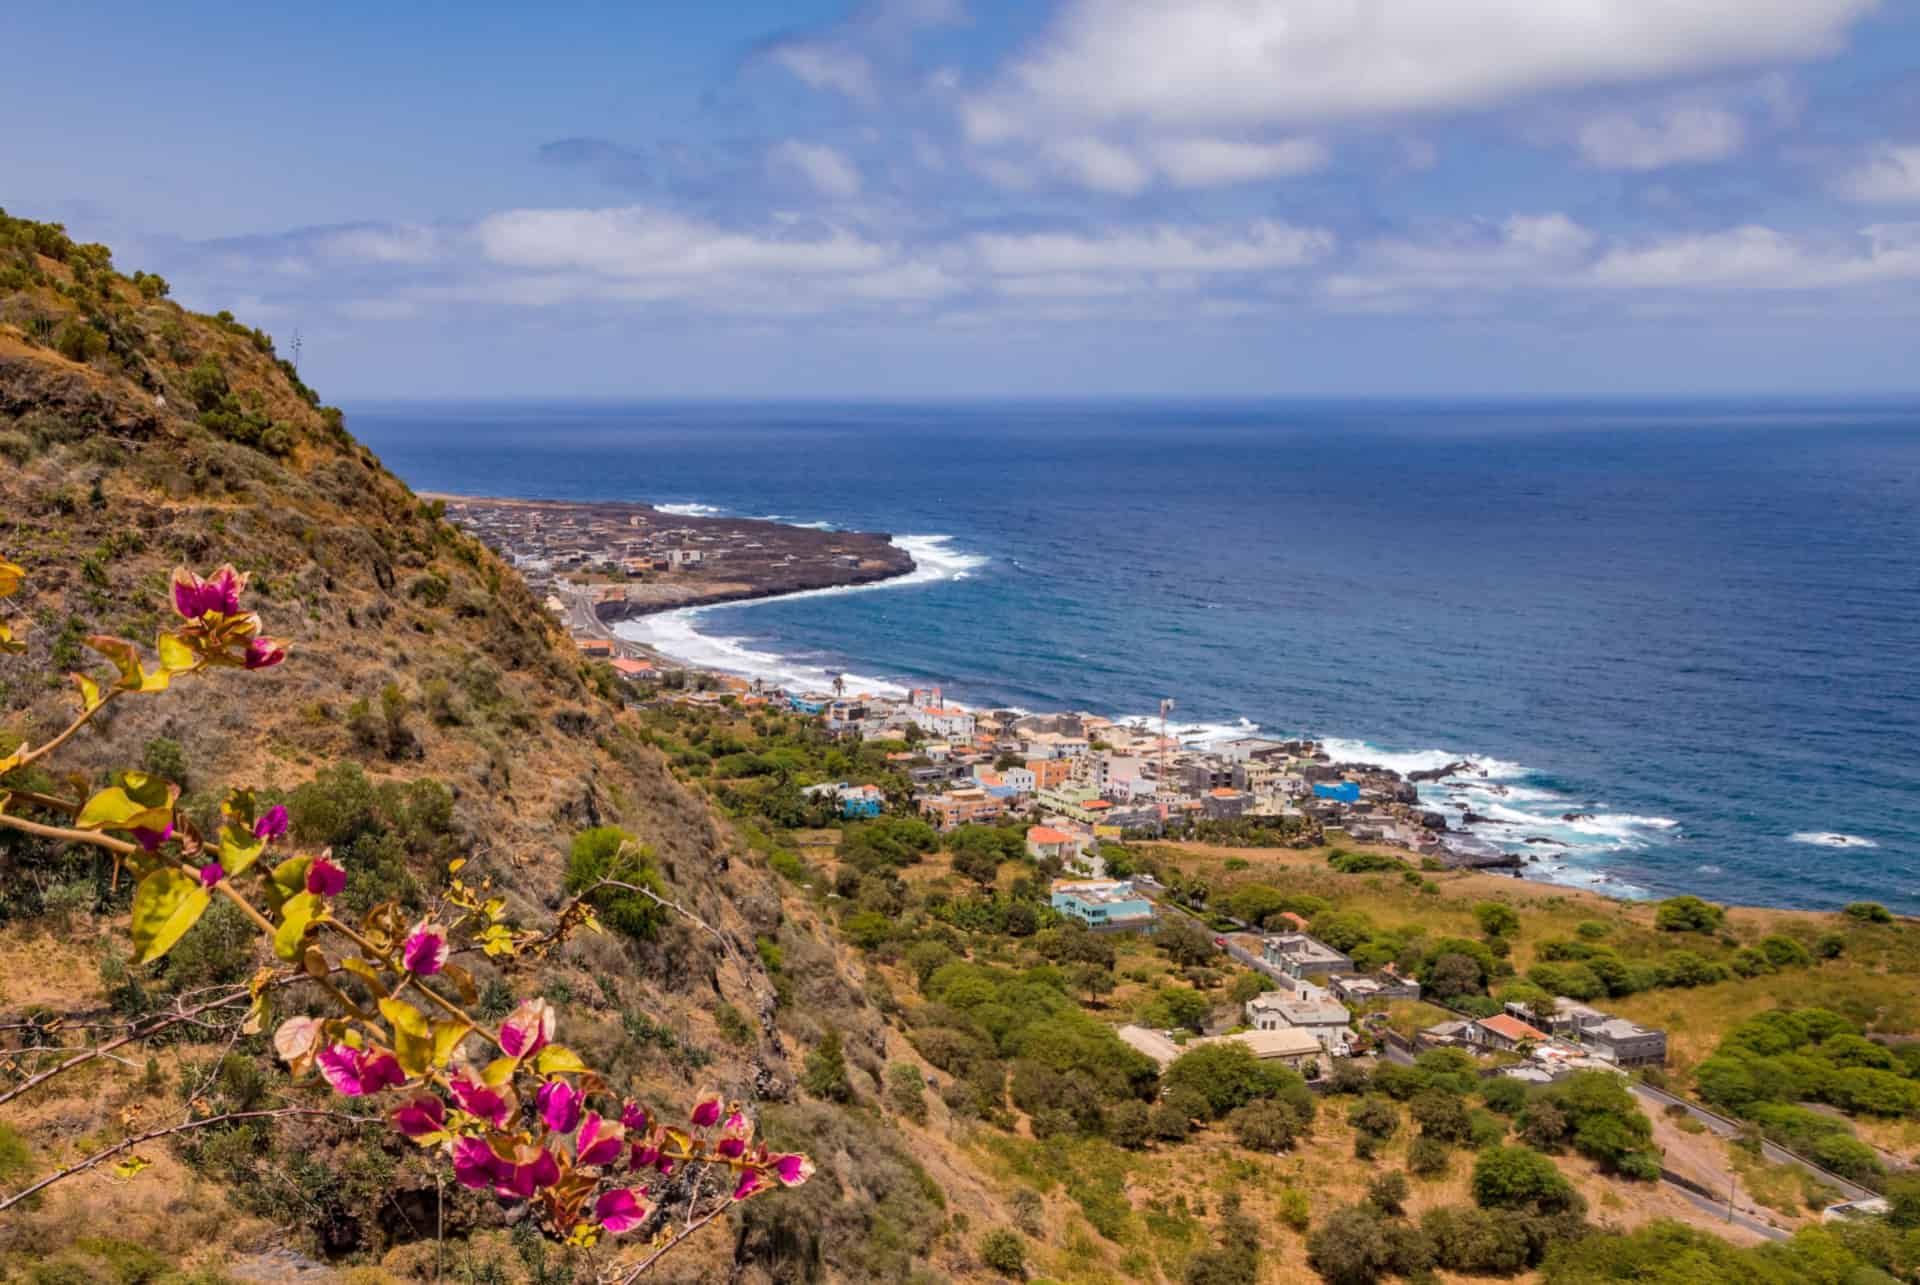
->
{"left": 6, "top": 1, "right": 1920, "bottom": 397}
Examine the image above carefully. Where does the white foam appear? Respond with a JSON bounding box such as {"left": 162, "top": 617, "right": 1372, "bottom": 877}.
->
{"left": 1567, "top": 813, "right": 1679, "bottom": 838}
{"left": 1789, "top": 832, "right": 1879, "bottom": 849}
{"left": 611, "top": 534, "right": 984, "bottom": 690}
{"left": 1319, "top": 738, "right": 1529, "bottom": 781}
{"left": 1109, "top": 715, "right": 1263, "bottom": 747}
{"left": 654, "top": 502, "right": 724, "bottom": 517}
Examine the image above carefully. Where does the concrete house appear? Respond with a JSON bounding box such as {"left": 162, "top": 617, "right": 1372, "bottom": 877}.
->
{"left": 1246, "top": 982, "right": 1353, "bottom": 1056}
{"left": 1050, "top": 879, "right": 1157, "bottom": 933}
{"left": 1261, "top": 933, "right": 1356, "bottom": 979}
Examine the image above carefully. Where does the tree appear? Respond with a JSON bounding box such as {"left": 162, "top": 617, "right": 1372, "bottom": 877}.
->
{"left": 1654, "top": 894, "right": 1725, "bottom": 933}
{"left": 1422, "top": 1206, "right": 1534, "bottom": 1275}
{"left": 1108, "top": 1099, "right": 1152, "bottom": 1148}
{"left": 1347, "top": 1095, "right": 1400, "bottom": 1143}
{"left": 1156, "top": 915, "right": 1217, "bottom": 967}
{"left": 802, "top": 1029, "right": 853, "bottom": 1102}
{"left": 1142, "top": 984, "right": 1211, "bottom": 1033}
{"left": 1426, "top": 951, "right": 1487, "bottom": 1000}
{"left": 1471, "top": 1145, "right": 1581, "bottom": 1214}
{"left": 1164, "top": 1042, "right": 1315, "bottom": 1122}
{"left": 1071, "top": 963, "right": 1117, "bottom": 1006}
{"left": 1229, "top": 1099, "right": 1303, "bottom": 1153}
{"left": 1306, "top": 1204, "right": 1397, "bottom": 1285}
{"left": 1411, "top": 1088, "right": 1473, "bottom": 1143}
{"left": 1843, "top": 901, "right": 1893, "bottom": 924}
{"left": 1367, "top": 1170, "right": 1410, "bottom": 1216}
{"left": 1474, "top": 901, "right": 1521, "bottom": 939}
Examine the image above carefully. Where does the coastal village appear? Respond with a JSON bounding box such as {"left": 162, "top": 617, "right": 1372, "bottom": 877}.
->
{"left": 446, "top": 495, "right": 1673, "bottom": 1097}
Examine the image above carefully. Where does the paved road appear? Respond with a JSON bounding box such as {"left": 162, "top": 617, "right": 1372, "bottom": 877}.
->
{"left": 1629, "top": 1082, "right": 1878, "bottom": 1204}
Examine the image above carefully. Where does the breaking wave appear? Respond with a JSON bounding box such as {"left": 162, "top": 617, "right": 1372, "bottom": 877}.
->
{"left": 653, "top": 502, "right": 724, "bottom": 517}
{"left": 1790, "top": 832, "right": 1879, "bottom": 849}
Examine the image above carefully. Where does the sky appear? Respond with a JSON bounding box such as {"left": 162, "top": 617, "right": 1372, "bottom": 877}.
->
{"left": 5, "top": 1, "right": 1920, "bottom": 398}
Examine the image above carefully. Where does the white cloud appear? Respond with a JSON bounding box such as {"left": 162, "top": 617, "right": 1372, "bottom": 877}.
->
{"left": 975, "top": 220, "right": 1333, "bottom": 275}
{"left": 1589, "top": 222, "right": 1920, "bottom": 289}
{"left": 318, "top": 224, "right": 442, "bottom": 264}
{"left": 964, "top": 0, "right": 1875, "bottom": 137}
{"left": 1575, "top": 104, "right": 1746, "bottom": 170}
{"left": 1326, "top": 213, "right": 1595, "bottom": 297}
{"left": 1045, "top": 137, "right": 1153, "bottom": 194}
{"left": 769, "top": 45, "right": 875, "bottom": 103}
{"left": 1147, "top": 136, "right": 1328, "bottom": 187}
{"left": 1834, "top": 144, "right": 1920, "bottom": 204}
{"left": 474, "top": 207, "right": 890, "bottom": 279}
{"left": 767, "top": 141, "right": 864, "bottom": 198}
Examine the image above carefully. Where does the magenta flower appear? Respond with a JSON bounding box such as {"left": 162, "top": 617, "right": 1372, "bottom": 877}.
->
{"left": 171, "top": 564, "right": 245, "bottom": 620}
{"left": 198, "top": 861, "right": 226, "bottom": 889}
{"left": 575, "top": 1112, "right": 624, "bottom": 1167}
{"left": 731, "top": 1168, "right": 764, "bottom": 1201}
{"left": 452, "top": 1136, "right": 503, "bottom": 1190}
{"left": 447, "top": 1076, "right": 513, "bottom": 1129}
{"left": 316, "top": 1044, "right": 405, "bottom": 1097}
{"left": 769, "top": 1153, "right": 814, "bottom": 1187}
{"left": 306, "top": 856, "right": 346, "bottom": 897}
{"left": 716, "top": 1111, "right": 751, "bottom": 1159}
{"left": 499, "top": 998, "right": 555, "bottom": 1061}
{"left": 243, "top": 636, "right": 287, "bottom": 670}
{"left": 690, "top": 1095, "right": 723, "bottom": 1129}
{"left": 595, "top": 1187, "right": 653, "bottom": 1235}
{"left": 620, "top": 1100, "right": 649, "bottom": 1133}
{"left": 536, "top": 1079, "right": 581, "bottom": 1134}
{"left": 401, "top": 921, "right": 448, "bottom": 975}
{"left": 253, "top": 805, "right": 289, "bottom": 840}
{"left": 628, "top": 1142, "right": 661, "bottom": 1173}
{"left": 495, "top": 1147, "right": 560, "bottom": 1200}
{"left": 133, "top": 822, "right": 175, "bottom": 853}
{"left": 391, "top": 1094, "right": 447, "bottom": 1139}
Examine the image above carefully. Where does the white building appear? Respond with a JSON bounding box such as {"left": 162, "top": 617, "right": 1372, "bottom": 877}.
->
{"left": 1246, "top": 982, "right": 1352, "bottom": 1056}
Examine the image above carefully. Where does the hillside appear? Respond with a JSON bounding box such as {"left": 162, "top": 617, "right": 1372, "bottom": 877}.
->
{"left": 0, "top": 212, "right": 923, "bottom": 1283}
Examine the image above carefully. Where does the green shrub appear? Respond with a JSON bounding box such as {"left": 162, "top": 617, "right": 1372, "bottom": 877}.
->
{"left": 564, "top": 826, "right": 664, "bottom": 939}
{"left": 979, "top": 1227, "right": 1025, "bottom": 1276}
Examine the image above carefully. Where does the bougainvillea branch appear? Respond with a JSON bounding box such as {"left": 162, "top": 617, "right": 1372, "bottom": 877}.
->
{"left": 0, "top": 560, "right": 811, "bottom": 1273}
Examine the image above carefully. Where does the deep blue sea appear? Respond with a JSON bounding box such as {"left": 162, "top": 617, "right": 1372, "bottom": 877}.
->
{"left": 348, "top": 400, "right": 1920, "bottom": 912}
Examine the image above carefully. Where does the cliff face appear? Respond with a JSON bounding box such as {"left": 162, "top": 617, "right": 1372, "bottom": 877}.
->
{"left": 0, "top": 213, "right": 812, "bottom": 1273}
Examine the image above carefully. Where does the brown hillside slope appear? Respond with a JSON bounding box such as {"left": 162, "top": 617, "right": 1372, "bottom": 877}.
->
{"left": 0, "top": 212, "right": 892, "bottom": 1279}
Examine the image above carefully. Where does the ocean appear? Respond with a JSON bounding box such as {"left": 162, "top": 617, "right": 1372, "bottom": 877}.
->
{"left": 348, "top": 399, "right": 1920, "bottom": 912}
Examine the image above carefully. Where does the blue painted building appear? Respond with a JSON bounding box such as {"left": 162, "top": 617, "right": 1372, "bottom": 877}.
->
{"left": 1312, "top": 781, "right": 1360, "bottom": 804}
{"left": 1050, "top": 879, "right": 1158, "bottom": 932}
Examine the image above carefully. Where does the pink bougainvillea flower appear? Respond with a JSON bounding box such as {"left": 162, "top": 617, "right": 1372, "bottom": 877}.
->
{"left": 391, "top": 1094, "right": 447, "bottom": 1139}
{"left": 496, "top": 1147, "right": 560, "bottom": 1199}
{"left": 306, "top": 856, "right": 347, "bottom": 897}
{"left": 499, "top": 998, "right": 555, "bottom": 1061}
{"left": 197, "top": 861, "right": 226, "bottom": 888}
{"left": 595, "top": 1187, "right": 653, "bottom": 1235}
{"left": 731, "top": 1168, "right": 764, "bottom": 1201}
{"left": 316, "top": 1044, "right": 405, "bottom": 1097}
{"left": 447, "top": 1076, "right": 513, "bottom": 1129}
{"left": 628, "top": 1142, "right": 660, "bottom": 1173}
{"left": 575, "top": 1112, "right": 624, "bottom": 1168}
{"left": 243, "top": 636, "right": 287, "bottom": 670}
{"left": 452, "top": 1136, "right": 503, "bottom": 1190}
{"left": 401, "top": 921, "right": 448, "bottom": 975}
{"left": 171, "top": 564, "right": 245, "bottom": 620}
{"left": 769, "top": 1153, "right": 814, "bottom": 1187}
{"left": 536, "top": 1079, "right": 581, "bottom": 1134}
{"left": 133, "top": 822, "right": 175, "bottom": 853}
{"left": 716, "top": 1111, "right": 751, "bottom": 1159}
{"left": 273, "top": 1016, "right": 323, "bottom": 1070}
{"left": 690, "top": 1095, "right": 723, "bottom": 1129}
{"left": 620, "top": 1101, "right": 648, "bottom": 1133}
{"left": 253, "top": 804, "right": 289, "bottom": 840}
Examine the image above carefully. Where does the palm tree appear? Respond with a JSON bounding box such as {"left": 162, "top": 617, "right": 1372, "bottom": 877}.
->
{"left": 832, "top": 672, "right": 845, "bottom": 698}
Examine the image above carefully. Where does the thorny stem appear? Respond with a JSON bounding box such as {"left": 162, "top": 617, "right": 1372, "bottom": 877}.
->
{"left": 0, "top": 1107, "right": 361, "bottom": 1214}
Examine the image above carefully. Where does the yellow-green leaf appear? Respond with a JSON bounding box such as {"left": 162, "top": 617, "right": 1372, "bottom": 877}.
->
{"left": 0, "top": 622, "right": 26, "bottom": 656}
{"left": 130, "top": 867, "right": 210, "bottom": 965}
{"left": 264, "top": 854, "right": 312, "bottom": 914}
{"left": 379, "top": 996, "right": 431, "bottom": 1041}
{"left": 481, "top": 1056, "right": 518, "bottom": 1087}
{"left": 274, "top": 892, "right": 318, "bottom": 961}
{"left": 111, "top": 1154, "right": 153, "bottom": 1180}
{"left": 217, "top": 824, "right": 267, "bottom": 878}
{"left": 341, "top": 956, "right": 390, "bottom": 999}
{"left": 84, "top": 635, "right": 145, "bottom": 689}
{"left": 532, "top": 1045, "right": 588, "bottom": 1076}
{"left": 431, "top": 1020, "right": 471, "bottom": 1069}
{"left": 69, "top": 671, "right": 101, "bottom": 712}
{"left": 156, "top": 632, "right": 197, "bottom": 672}
{"left": 392, "top": 1024, "right": 432, "bottom": 1076}
{"left": 441, "top": 962, "right": 478, "bottom": 1006}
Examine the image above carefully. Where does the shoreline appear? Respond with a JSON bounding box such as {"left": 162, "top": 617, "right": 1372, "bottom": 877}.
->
{"left": 432, "top": 490, "right": 1870, "bottom": 917}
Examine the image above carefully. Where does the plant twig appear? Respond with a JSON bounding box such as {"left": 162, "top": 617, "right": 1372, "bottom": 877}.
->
{"left": 613, "top": 1198, "right": 734, "bottom": 1284}
{"left": 0, "top": 985, "right": 250, "bottom": 1109}
{"left": 0, "top": 1106, "right": 357, "bottom": 1213}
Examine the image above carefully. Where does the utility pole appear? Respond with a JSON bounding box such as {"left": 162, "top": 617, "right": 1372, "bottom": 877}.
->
{"left": 1159, "top": 697, "right": 1175, "bottom": 801}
